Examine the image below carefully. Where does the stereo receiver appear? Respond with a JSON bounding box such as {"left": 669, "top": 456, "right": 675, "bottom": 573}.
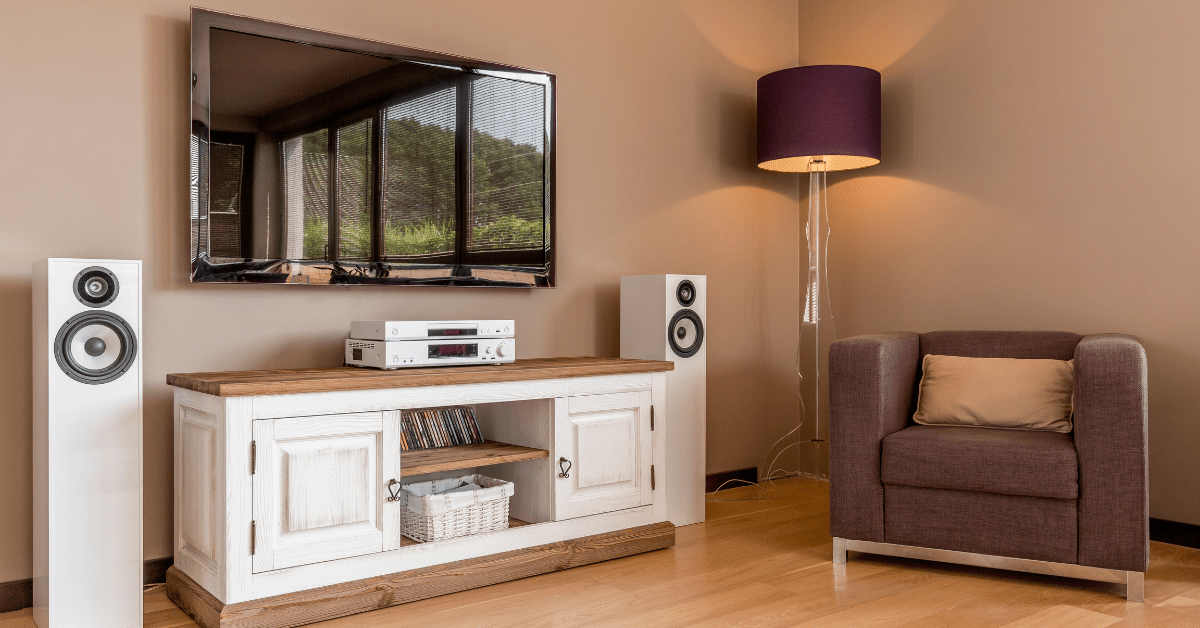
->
{"left": 350, "top": 319, "right": 513, "bottom": 341}
{"left": 345, "top": 337, "right": 516, "bottom": 369}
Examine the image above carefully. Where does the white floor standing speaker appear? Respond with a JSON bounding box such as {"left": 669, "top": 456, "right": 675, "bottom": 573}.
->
{"left": 620, "top": 274, "right": 706, "bottom": 526}
{"left": 33, "top": 259, "right": 142, "bottom": 627}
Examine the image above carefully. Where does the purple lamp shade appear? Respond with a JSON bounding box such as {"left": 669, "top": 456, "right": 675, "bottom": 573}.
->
{"left": 757, "top": 65, "right": 881, "bottom": 172}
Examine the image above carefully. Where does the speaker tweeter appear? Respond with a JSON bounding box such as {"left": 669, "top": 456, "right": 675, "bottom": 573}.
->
{"left": 74, "top": 266, "right": 120, "bottom": 308}
{"left": 676, "top": 279, "right": 696, "bottom": 307}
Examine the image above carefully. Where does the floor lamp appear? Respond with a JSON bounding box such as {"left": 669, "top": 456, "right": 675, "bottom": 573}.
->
{"left": 756, "top": 65, "right": 881, "bottom": 473}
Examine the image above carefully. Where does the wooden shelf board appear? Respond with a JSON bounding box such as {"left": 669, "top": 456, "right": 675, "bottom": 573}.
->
{"left": 166, "top": 356, "right": 673, "bottom": 397}
{"left": 400, "top": 517, "right": 530, "bottom": 546}
{"left": 402, "top": 441, "right": 548, "bottom": 477}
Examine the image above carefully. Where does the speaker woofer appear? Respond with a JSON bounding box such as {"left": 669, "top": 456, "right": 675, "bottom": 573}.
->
{"left": 668, "top": 308, "right": 704, "bottom": 358}
{"left": 74, "top": 266, "right": 120, "bottom": 308}
{"left": 54, "top": 310, "right": 137, "bottom": 384}
{"left": 676, "top": 280, "right": 697, "bottom": 307}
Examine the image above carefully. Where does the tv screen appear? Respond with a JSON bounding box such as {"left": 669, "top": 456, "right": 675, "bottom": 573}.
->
{"left": 190, "top": 9, "right": 555, "bottom": 286}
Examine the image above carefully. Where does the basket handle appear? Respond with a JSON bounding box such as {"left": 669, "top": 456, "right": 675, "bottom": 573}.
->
{"left": 386, "top": 479, "right": 401, "bottom": 502}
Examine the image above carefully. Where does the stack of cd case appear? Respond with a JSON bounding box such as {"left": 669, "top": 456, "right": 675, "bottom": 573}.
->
{"left": 400, "top": 406, "right": 483, "bottom": 452}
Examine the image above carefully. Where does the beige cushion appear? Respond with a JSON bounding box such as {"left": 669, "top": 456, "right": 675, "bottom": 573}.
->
{"left": 913, "top": 354, "right": 1074, "bottom": 433}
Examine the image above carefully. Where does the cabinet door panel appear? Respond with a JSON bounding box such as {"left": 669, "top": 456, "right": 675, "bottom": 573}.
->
{"left": 178, "top": 406, "right": 219, "bottom": 573}
{"left": 283, "top": 438, "right": 373, "bottom": 532}
{"left": 555, "top": 391, "right": 652, "bottom": 520}
{"left": 576, "top": 417, "right": 636, "bottom": 488}
{"left": 253, "top": 412, "right": 401, "bottom": 572}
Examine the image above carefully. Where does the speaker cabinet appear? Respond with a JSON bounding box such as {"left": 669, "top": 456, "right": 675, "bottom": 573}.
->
{"left": 33, "top": 259, "right": 142, "bottom": 627}
{"left": 620, "top": 274, "right": 706, "bottom": 526}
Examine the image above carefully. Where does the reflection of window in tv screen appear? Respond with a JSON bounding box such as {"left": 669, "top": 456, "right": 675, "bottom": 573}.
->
{"left": 190, "top": 11, "right": 555, "bottom": 286}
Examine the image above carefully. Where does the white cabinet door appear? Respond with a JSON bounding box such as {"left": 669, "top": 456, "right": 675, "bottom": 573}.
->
{"left": 252, "top": 411, "right": 403, "bottom": 572}
{"left": 554, "top": 391, "right": 653, "bottom": 520}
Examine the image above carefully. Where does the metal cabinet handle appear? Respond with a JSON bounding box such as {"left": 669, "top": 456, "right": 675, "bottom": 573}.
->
{"left": 558, "top": 457, "right": 572, "bottom": 479}
{"left": 386, "top": 479, "right": 401, "bottom": 502}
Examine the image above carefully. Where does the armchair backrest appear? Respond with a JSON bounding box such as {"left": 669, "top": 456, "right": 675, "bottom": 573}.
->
{"left": 911, "top": 331, "right": 1083, "bottom": 422}
{"left": 919, "top": 331, "right": 1082, "bottom": 361}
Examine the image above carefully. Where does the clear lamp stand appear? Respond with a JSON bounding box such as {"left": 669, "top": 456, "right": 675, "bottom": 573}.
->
{"left": 800, "top": 158, "right": 834, "bottom": 477}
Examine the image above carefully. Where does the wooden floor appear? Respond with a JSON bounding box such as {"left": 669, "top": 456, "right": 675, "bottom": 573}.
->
{"left": 5, "top": 478, "right": 1200, "bottom": 627}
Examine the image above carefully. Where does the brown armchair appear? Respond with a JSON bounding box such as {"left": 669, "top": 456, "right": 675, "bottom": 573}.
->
{"left": 829, "top": 331, "right": 1148, "bottom": 601}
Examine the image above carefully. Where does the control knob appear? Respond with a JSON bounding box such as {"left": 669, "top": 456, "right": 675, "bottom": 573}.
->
{"left": 495, "top": 343, "right": 509, "bottom": 358}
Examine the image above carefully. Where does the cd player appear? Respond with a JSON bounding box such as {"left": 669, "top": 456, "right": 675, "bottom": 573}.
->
{"left": 350, "top": 320, "right": 513, "bottom": 341}
{"left": 345, "top": 337, "right": 516, "bottom": 369}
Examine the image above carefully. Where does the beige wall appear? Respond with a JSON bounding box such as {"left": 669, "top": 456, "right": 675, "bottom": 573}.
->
{"left": 6, "top": 0, "right": 1194, "bottom": 590}
{"left": 799, "top": 0, "right": 1200, "bottom": 524}
{"left": 0, "top": 0, "right": 802, "bottom": 582}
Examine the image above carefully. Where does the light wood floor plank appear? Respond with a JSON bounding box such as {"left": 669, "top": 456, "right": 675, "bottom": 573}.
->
{"left": 998, "top": 604, "right": 1121, "bottom": 628}
{"left": 1106, "top": 604, "right": 1200, "bottom": 628}
{"left": 0, "top": 610, "right": 33, "bottom": 628}
{"left": 1158, "top": 595, "right": 1200, "bottom": 608}
{"left": 7, "top": 478, "right": 1200, "bottom": 627}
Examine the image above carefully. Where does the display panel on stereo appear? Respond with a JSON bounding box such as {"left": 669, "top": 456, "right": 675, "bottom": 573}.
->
{"left": 345, "top": 338, "right": 515, "bottom": 369}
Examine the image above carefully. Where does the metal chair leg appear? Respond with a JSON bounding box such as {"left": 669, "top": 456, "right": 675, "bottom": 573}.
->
{"left": 833, "top": 537, "right": 847, "bottom": 564}
{"left": 1127, "top": 571, "right": 1145, "bottom": 603}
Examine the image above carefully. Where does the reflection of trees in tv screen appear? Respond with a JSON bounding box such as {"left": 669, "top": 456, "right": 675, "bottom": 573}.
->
{"left": 287, "top": 78, "right": 546, "bottom": 260}
{"left": 468, "top": 76, "right": 546, "bottom": 254}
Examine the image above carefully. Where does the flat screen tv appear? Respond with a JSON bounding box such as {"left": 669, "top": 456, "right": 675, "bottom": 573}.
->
{"left": 190, "top": 9, "right": 555, "bottom": 286}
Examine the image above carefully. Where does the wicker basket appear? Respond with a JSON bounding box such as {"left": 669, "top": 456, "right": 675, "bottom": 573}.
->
{"left": 400, "top": 474, "right": 514, "bottom": 543}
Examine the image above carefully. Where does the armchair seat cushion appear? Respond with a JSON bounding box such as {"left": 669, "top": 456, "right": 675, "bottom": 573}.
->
{"left": 885, "top": 485, "right": 1078, "bottom": 564}
{"left": 881, "top": 425, "right": 1078, "bottom": 500}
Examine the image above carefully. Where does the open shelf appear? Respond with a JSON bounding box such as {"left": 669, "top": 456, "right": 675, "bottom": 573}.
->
{"left": 401, "top": 440, "right": 548, "bottom": 477}
{"left": 400, "top": 517, "right": 530, "bottom": 546}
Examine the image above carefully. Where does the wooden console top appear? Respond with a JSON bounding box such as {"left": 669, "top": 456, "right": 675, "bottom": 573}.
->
{"left": 167, "top": 356, "right": 673, "bottom": 397}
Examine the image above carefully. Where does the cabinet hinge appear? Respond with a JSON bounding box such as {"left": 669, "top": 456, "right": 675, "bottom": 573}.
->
{"left": 650, "top": 406, "right": 655, "bottom": 431}
{"left": 251, "top": 521, "right": 256, "bottom": 555}
{"left": 251, "top": 440, "right": 256, "bottom": 475}
{"left": 651, "top": 465, "right": 656, "bottom": 490}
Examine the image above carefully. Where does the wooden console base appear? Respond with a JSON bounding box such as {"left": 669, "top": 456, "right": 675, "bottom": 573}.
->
{"left": 167, "top": 522, "right": 675, "bottom": 628}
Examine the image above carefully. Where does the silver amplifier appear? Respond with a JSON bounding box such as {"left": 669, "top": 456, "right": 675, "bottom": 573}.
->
{"left": 350, "top": 319, "right": 514, "bottom": 341}
{"left": 345, "top": 337, "right": 516, "bottom": 369}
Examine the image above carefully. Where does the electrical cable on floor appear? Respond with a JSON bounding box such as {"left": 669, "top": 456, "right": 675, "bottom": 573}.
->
{"left": 704, "top": 410, "right": 814, "bottom": 502}
{"left": 704, "top": 341, "right": 820, "bottom": 502}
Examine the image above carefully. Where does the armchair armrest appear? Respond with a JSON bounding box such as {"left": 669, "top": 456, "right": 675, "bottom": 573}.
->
{"left": 829, "top": 332, "right": 921, "bottom": 542}
{"left": 1074, "top": 334, "right": 1149, "bottom": 572}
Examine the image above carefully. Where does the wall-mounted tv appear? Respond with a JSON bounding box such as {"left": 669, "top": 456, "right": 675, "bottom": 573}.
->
{"left": 189, "top": 9, "right": 555, "bottom": 286}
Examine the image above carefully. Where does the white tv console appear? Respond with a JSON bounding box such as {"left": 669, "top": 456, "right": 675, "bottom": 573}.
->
{"left": 166, "top": 357, "right": 675, "bottom": 628}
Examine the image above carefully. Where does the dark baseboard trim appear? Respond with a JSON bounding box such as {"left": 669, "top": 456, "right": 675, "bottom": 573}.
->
{"left": 0, "top": 578, "right": 32, "bottom": 615}
{"left": 0, "top": 556, "right": 175, "bottom": 614}
{"left": 706, "top": 467, "right": 758, "bottom": 493}
{"left": 1150, "top": 517, "right": 1200, "bottom": 550}
{"left": 145, "top": 556, "right": 174, "bottom": 585}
